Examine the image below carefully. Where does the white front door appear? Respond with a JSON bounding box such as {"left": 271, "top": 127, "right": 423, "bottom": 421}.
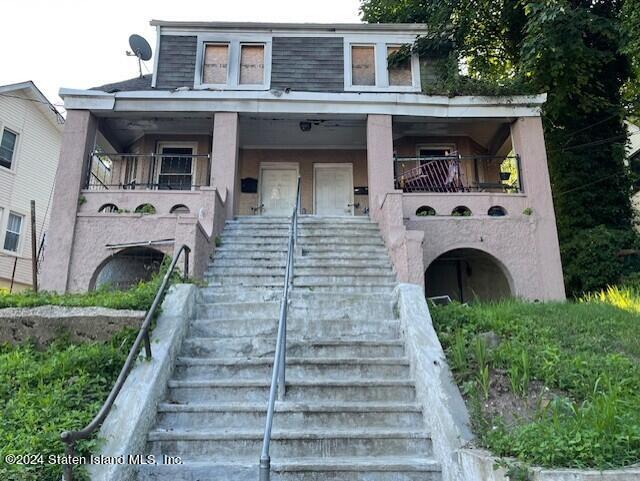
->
{"left": 314, "top": 164, "right": 354, "bottom": 216}
{"left": 259, "top": 165, "right": 298, "bottom": 216}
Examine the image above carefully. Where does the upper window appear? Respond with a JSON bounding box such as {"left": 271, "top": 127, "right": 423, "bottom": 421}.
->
{"left": 0, "top": 128, "right": 18, "bottom": 170}
{"left": 196, "top": 35, "right": 271, "bottom": 90}
{"left": 203, "top": 44, "right": 230, "bottom": 84}
{"left": 387, "top": 46, "right": 413, "bottom": 87}
{"left": 239, "top": 44, "right": 265, "bottom": 85}
{"left": 345, "top": 39, "right": 420, "bottom": 92}
{"left": 4, "top": 212, "right": 23, "bottom": 252}
{"left": 351, "top": 45, "right": 376, "bottom": 86}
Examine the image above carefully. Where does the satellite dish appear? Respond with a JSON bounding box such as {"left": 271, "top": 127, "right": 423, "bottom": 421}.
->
{"left": 127, "top": 34, "right": 152, "bottom": 78}
{"left": 129, "top": 34, "right": 152, "bottom": 61}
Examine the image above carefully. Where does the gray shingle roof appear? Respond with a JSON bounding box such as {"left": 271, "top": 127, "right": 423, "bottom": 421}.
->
{"left": 90, "top": 75, "right": 155, "bottom": 93}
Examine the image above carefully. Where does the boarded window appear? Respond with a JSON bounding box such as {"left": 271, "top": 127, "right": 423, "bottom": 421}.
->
{"left": 387, "top": 46, "right": 412, "bottom": 86}
{"left": 203, "top": 44, "right": 229, "bottom": 84}
{"left": 351, "top": 45, "right": 375, "bottom": 86}
{"left": 239, "top": 44, "right": 265, "bottom": 85}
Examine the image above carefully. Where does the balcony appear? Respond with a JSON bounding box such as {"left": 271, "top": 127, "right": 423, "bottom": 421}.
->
{"left": 394, "top": 154, "right": 521, "bottom": 194}
{"left": 86, "top": 151, "right": 212, "bottom": 191}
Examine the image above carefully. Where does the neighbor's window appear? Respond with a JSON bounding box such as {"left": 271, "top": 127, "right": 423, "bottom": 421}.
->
{"left": 203, "top": 43, "right": 229, "bottom": 84}
{"left": 387, "top": 46, "right": 412, "bottom": 86}
{"left": 239, "top": 44, "right": 265, "bottom": 85}
{"left": 351, "top": 45, "right": 376, "bottom": 86}
{"left": 0, "top": 128, "right": 18, "bottom": 169}
{"left": 4, "top": 212, "right": 23, "bottom": 252}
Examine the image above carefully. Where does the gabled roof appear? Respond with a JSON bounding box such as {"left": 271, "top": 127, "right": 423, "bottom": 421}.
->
{"left": 0, "top": 81, "right": 64, "bottom": 130}
{"left": 91, "top": 75, "right": 154, "bottom": 93}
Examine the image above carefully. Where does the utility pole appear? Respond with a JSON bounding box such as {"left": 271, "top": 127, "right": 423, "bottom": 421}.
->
{"left": 30, "top": 200, "right": 38, "bottom": 293}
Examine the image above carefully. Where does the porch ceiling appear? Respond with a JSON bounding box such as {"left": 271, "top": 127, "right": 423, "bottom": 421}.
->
{"left": 239, "top": 114, "right": 367, "bottom": 149}
{"left": 96, "top": 113, "right": 214, "bottom": 150}
{"left": 393, "top": 117, "right": 513, "bottom": 150}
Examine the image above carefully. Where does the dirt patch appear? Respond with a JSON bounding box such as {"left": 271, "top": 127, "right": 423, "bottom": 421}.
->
{"left": 470, "top": 369, "right": 568, "bottom": 427}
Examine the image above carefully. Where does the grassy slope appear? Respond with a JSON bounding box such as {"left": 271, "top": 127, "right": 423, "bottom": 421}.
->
{"left": 431, "top": 288, "right": 640, "bottom": 469}
{"left": 0, "top": 331, "right": 135, "bottom": 481}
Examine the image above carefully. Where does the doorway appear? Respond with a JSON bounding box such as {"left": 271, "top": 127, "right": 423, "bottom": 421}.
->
{"left": 258, "top": 163, "right": 299, "bottom": 216}
{"left": 313, "top": 163, "right": 354, "bottom": 216}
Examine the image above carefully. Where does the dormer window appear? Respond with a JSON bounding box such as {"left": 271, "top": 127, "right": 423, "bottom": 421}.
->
{"left": 203, "top": 44, "right": 229, "bottom": 85}
{"left": 195, "top": 35, "right": 271, "bottom": 90}
{"left": 344, "top": 38, "right": 420, "bottom": 92}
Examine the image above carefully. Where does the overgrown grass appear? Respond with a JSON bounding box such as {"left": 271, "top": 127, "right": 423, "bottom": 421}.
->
{"left": 431, "top": 289, "right": 640, "bottom": 469}
{"left": 0, "top": 330, "right": 136, "bottom": 481}
{"left": 0, "top": 258, "right": 183, "bottom": 311}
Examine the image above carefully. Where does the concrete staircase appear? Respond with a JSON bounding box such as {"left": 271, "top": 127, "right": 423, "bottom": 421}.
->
{"left": 137, "top": 216, "right": 441, "bottom": 481}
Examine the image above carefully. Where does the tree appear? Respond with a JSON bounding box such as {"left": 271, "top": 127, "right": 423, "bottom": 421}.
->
{"left": 361, "top": 0, "right": 639, "bottom": 295}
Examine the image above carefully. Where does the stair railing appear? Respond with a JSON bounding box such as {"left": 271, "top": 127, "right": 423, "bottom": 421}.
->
{"left": 259, "top": 177, "right": 301, "bottom": 481}
{"left": 59, "top": 244, "right": 191, "bottom": 481}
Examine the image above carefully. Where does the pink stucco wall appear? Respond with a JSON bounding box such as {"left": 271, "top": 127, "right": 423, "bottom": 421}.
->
{"left": 41, "top": 110, "right": 97, "bottom": 293}
{"left": 67, "top": 188, "right": 226, "bottom": 292}
{"left": 367, "top": 114, "right": 565, "bottom": 301}
{"left": 212, "top": 112, "right": 239, "bottom": 218}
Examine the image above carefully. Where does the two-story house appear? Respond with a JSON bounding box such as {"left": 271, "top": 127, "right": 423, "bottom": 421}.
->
{"left": 0, "top": 81, "right": 63, "bottom": 292}
{"left": 40, "top": 21, "right": 565, "bottom": 301}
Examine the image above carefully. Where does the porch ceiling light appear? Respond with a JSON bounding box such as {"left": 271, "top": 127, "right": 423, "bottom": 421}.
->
{"left": 299, "top": 121, "right": 312, "bottom": 132}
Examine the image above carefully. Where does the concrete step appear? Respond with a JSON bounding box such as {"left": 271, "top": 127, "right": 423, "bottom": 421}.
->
{"left": 182, "top": 337, "right": 405, "bottom": 358}
{"left": 166, "top": 379, "right": 416, "bottom": 403}
{"left": 209, "top": 258, "right": 392, "bottom": 268}
{"left": 137, "top": 457, "right": 441, "bottom": 481}
{"left": 204, "top": 275, "right": 396, "bottom": 288}
{"left": 155, "top": 402, "right": 423, "bottom": 430}
{"left": 196, "top": 298, "right": 394, "bottom": 321}
{"left": 221, "top": 229, "right": 382, "bottom": 237}
{"left": 206, "top": 266, "right": 393, "bottom": 277}
{"left": 173, "top": 357, "right": 411, "bottom": 381}
{"left": 147, "top": 428, "right": 432, "bottom": 458}
{"left": 224, "top": 225, "right": 381, "bottom": 234}
{"left": 198, "top": 289, "right": 392, "bottom": 304}
{"left": 188, "top": 318, "right": 401, "bottom": 339}
{"left": 218, "top": 237, "right": 385, "bottom": 247}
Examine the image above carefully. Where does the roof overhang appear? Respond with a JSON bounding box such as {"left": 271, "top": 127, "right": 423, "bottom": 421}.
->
{"left": 0, "top": 81, "right": 65, "bottom": 130}
{"left": 58, "top": 88, "right": 547, "bottom": 119}
{"left": 150, "top": 20, "right": 429, "bottom": 35}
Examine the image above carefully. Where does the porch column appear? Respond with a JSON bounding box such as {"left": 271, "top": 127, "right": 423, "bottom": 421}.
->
{"left": 511, "top": 116, "right": 566, "bottom": 300}
{"left": 211, "top": 112, "right": 240, "bottom": 218}
{"left": 366, "top": 115, "right": 396, "bottom": 218}
{"left": 40, "top": 110, "right": 97, "bottom": 293}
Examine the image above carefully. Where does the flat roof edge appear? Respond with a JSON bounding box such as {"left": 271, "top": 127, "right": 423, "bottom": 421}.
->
{"left": 149, "top": 20, "right": 429, "bottom": 32}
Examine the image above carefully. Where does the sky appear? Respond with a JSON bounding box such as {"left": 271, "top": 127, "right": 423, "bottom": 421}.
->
{"left": 0, "top": 0, "right": 362, "bottom": 108}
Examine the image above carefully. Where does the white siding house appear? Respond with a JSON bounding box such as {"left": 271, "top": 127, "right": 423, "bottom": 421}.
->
{"left": 0, "top": 81, "right": 64, "bottom": 291}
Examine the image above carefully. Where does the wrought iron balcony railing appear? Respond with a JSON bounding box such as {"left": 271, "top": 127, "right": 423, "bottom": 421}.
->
{"left": 85, "top": 151, "right": 211, "bottom": 191}
{"left": 393, "top": 154, "right": 522, "bottom": 194}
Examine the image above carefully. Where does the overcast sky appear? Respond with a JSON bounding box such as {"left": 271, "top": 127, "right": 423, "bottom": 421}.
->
{"left": 1, "top": 0, "right": 362, "bottom": 108}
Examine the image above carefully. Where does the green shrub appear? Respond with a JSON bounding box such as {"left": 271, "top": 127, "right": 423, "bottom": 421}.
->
{"left": 431, "top": 297, "right": 640, "bottom": 469}
{"left": 561, "top": 225, "right": 640, "bottom": 297}
{"left": 0, "top": 330, "right": 136, "bottom": 481}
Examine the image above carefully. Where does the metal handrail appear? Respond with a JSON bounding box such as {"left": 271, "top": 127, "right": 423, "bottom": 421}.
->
{"left": 59, "top": 244, "right": 191, "bottom": 481}
{"left": 259, "top": 177, "right": 301, "bottom": 481}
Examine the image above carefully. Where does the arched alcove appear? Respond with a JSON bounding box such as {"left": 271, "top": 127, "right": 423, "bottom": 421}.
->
{"left": 425, "top": 248, "right": 512, "bottom": 303}
{"left": 90, "top": 247, "right": 165, "bottom": 291}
